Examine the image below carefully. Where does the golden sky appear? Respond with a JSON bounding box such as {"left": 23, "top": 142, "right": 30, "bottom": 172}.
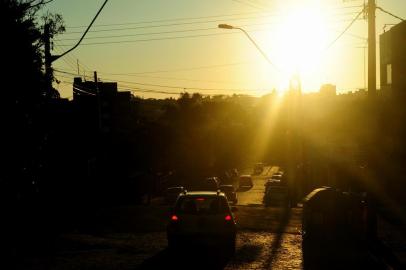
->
{"left": 45, "top": 0, "right": 406, "bottom": 99}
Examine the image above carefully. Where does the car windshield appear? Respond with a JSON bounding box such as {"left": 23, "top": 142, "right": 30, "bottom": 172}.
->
{"left": 175, "top": 196, "right": 229, "bottom": 215}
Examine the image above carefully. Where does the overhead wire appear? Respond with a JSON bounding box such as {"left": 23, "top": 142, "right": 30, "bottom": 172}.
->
{"left": 61, "top": 10, "right": 362, "bottom": 36}
{"left": 55, "top": 66, "right": 258, "bottom": 85}
{"left": 54, "top": 69, "right": 269, "bottom": 93}
{"left": 325, "top": 6, "right": 366, "bottom": 50}
{"left": 376, "top": 6, "right": 405, "bottom": 21}
{"left": 57, "top": 13, "right": 363, "bottom": 42}
{"left": 65, "top": 10, "right": 277, "bottom": 29}
{"left": 65, "top": 4, "right": 364, "bottom": 30}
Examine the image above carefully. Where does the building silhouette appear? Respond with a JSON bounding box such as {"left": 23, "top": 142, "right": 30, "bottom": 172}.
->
{"left": 73, "top": 77, "right": 131, "bottom": 134}
{"left": 380, "top": 20, "right": 406, "bottom": 96}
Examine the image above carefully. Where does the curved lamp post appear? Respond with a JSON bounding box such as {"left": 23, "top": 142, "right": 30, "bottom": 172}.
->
{"left": 218, "top": 24, "right": 279, "bottom": 71}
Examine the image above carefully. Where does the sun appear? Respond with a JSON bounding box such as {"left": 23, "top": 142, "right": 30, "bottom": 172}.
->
{"left": 272, "top": 6, "right": 329, "bottom": 90}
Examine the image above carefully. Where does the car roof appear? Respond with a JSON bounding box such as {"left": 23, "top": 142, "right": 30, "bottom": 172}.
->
{"left": 180, "top": 191, "right": 226, "bottom": 197}
{"left": 167, "top": 186, "right": 184, "bottom": 190}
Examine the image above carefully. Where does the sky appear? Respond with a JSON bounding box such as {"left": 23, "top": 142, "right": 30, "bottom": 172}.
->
{"left": 42, "top": 0, "right": 406, "bottom": 99}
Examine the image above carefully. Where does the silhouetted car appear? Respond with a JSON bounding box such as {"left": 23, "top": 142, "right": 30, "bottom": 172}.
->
{"left": 167, "top": 191, "right": 237, "bottom": 255}
{"left": 302, "top": 187, "right": 367, "bottom": 244}
{"left": 239, "top": 175, "right": 253, "bottom": 188}
{"left": 220, "top": 185, "right": 238, "bottom": 204}
{"left": 198, "top": 176, "right": 220, "bottom": 191}
{"left": 253, "top": 163, "right": 264, "bottom": 175}
{"left": 264, "top": 178, "right": 282, "bottom": 189}
{"left": 165, "top": 186, "right": 184, "bottom": 204}
{"left": 263, "top": 185, "right": 290, "bottom": 207}
{"left": 270, "top": 174, "right": 282, "bottom": 180}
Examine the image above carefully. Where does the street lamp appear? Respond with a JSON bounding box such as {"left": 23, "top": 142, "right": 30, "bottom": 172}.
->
{"left": 218, "top": 24, "right": 279, "bottom": 71}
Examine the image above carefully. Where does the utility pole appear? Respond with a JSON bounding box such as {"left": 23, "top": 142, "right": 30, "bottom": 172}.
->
{"left": 43, "top": 0, "right": 109, "bottom": 95}
{"left": 94, "top": 71, "right": 102, "bottom": 131}
{"left": 368, "top": 0, "right": 376, "bottom": 96}
{"left": 44, "top": 23, "right": 53, "bottom": 95}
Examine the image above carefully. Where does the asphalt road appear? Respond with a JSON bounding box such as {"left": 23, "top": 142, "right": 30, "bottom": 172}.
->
{"left": 20, "top": 165, "right": 387, "bottom": 270}
{"left": 237, "top": 166, "right": 279, "bottom": 206}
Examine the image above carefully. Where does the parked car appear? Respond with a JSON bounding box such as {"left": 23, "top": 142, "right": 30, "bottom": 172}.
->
{"left": 165, "top": 186, "right": 185, "bottom": 204}
{"left": 220, "top": 185, "right": 238, "bottom": 204}
{"left": 201, "top": 177, "right": 220, "bottom": 191}
{"left": 264, "top": 178, "right": 282, "bottom": 189}
{"left": 190, "top": 177, "right": 220, "bottom": 191}
{"left": 239, "top": 175, "right": 253, "bottom": 188}
{"left": 302, "top": 187, "right": 367, "bottom": 244}
{"left": 253, "top": 163, "right": 264, "bottom": 175}
{"left": 167, "top": 191, "right": 237, "bottom": 256}
{"left": 263, "top": 185, "right": 290, "bottom": 207}
{"left": 271, "top": 174, "right": 282, "bottom": 180}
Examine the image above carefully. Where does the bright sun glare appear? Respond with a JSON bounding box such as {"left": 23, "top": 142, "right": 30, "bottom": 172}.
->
{"left": 272, "top": 6, "right": 329, "bottom": 90}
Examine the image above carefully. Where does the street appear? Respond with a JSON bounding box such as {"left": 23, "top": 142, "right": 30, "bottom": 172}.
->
{"left": 20, "top": 166, "right": 385, "bottom": 270}
{"left": 237, "top": 166, "right": 279, "bottom": 206}
{"left": 21, "top": 166, "right": 305, "bottom": 269}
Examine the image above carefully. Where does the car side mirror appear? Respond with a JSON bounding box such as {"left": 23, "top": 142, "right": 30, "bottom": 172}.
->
{"left": 231, "top": 206, "right": 238, "bottom": 212}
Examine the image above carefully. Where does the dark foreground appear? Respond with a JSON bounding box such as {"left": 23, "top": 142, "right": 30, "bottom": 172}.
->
{"left": 16, "top": 205, "right": 387, "bottom": 270}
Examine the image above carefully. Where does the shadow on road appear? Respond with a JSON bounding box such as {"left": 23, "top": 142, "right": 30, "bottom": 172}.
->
{"left": 263, "top": 204, "right": 291, "bottom": 269}
{"left": 137, "top": 245, "right": 231, "bottom": 270}
{"left": 232, "top": 244, "right": 262, "bottom": 263}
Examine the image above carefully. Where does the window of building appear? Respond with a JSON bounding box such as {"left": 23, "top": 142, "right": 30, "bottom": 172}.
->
{"left": 387, "top": 64, "right": 392, "bottom": 85}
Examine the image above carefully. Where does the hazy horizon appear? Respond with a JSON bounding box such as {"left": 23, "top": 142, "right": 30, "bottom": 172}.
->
{"left": 44, "top": 0, "right": 406, "bottom": 99}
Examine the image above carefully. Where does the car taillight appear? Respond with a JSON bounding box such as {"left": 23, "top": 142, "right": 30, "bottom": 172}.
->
{"left": 225, "top": 215, "right": 232, "bottom": 221}
{"left": 171, "top": 215, "right": 179, "bottom": 221}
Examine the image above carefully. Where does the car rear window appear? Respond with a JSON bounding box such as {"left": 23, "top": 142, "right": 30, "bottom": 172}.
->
{"left": 175, "top": 196, "right": 229, "bottom": 215}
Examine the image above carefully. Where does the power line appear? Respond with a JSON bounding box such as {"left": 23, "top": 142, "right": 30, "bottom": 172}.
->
{"left": 376, "top": 6, "right": 405, "bottom": 21}
{"left": 232, "top": 0, "right": 265, "bottom": 10}
{"left": 123, "top": 87, "right": 181, "bottom": 95}
{"left": 56, "top": 67, "right": 255, "bottom": 85}
{"left": 95, "top": 61, "right": 253, "bottom": 75}
{"left": 63, "top": 14, "right": 278, "bottom": 35}
{"left": 57, "top": 15, "right": 363, "bottom": 42}
{"left": 66, "top": 10, "right": 277, "bottom": 29}
{"left": 64, "top": 4, "right": 363, "bottom": 30}
{"left": 54, "top": 69, "right": 268, "bottom": 93}
{"left": 54, "top": 41, "right": 94, "bottom": 72}
{"left": 325, "top": 7, "right": 365, "bottom": 50}
{"left": 53, "top": 0, "right": 110, "bottom": 62}
{"left": 62, "top": 10, "right": 359, "bottom": 35}
{"left": 57, "top": 19, "right": 363, "bottom": 47}
{"left": 57, "top": 31, "right": 249, "bottom": 46}
{"left": 58, "top": 26, "right": 216, "bottom": 41}
{"left": 59, "top": 76, "right": 254, "bottom": 96}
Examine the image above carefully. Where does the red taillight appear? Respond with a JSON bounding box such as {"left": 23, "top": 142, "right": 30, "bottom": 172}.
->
{"left": 225, "top": 215, "right": 232, "bottom": 221}
{"left": 171, "top": 215, "right": 179, "bottom": 221}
